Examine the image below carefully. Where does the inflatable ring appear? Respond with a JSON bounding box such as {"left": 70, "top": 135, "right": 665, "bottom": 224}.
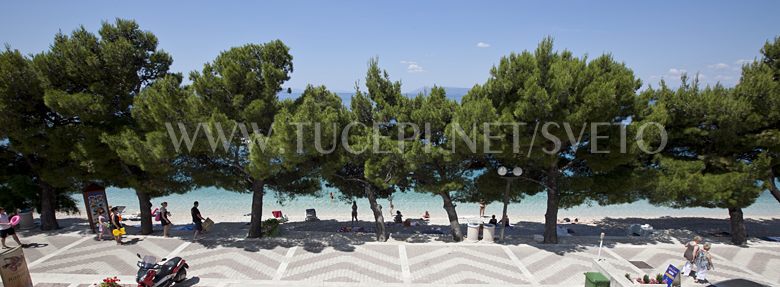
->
{"left": 112, "top": 229, "right": 120, "bottom": 236}
{"left": 9, "top": 215, "right": 20, "bottom": 226}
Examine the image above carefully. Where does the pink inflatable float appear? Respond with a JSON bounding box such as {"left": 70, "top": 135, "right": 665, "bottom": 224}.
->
{"left": 9, "top": 215, "right": 20, "bottom": 226}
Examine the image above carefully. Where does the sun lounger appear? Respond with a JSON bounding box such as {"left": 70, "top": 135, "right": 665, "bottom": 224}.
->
{"left": 305, "top": 208, "right": 319, "bottom": 222}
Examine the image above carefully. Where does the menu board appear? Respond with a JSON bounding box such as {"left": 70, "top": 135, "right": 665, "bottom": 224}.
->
{"left": 0, "top": 246, "right": 33, "bottom": 287}
{"left": 82, "top": 184, "right": 109, "bottom": 233}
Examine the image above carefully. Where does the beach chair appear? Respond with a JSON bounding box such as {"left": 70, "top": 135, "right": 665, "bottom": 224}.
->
{"left": 305, "top": 209, "right": 318, "bottom": 222}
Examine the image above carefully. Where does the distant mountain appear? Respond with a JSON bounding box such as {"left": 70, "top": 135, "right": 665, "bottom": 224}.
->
{"left": 277, "top": 86, "right": 471, "bottom": 106}
{"left": 404, "top": 86, "right": 470, "bottom": 102}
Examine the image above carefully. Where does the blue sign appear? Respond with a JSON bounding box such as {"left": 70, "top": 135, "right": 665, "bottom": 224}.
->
{"left": 662, "top": 264, "right": 680, "bottom": 287}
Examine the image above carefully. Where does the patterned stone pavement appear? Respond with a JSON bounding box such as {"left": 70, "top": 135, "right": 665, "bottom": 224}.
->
{"left": 7, "top": 233, "right": 780, "bottom": 287}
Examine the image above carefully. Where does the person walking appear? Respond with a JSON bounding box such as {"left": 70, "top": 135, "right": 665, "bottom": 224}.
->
{"left": 109, "top": 206, "right": 124, "bottom": 245}
{"left": 160, "top": 202, "right": 172, "bottom": 237}
{"left": 682, "top": 236, "right": 702, "bottom": 277}
{"left": 479, "top": 200, "right": 486, "bottom": 218}
{"left": 695, "top": 242, "right": 714, "bottom": 284}
{"left": 97, "top": 208, "right": 108, "bottom": 241}
{"left": 0, "top": 208, "right": 23, "bottom": 248}
{"left": 351, "top": 201, "right": 358, "bottom": 222}
{"left": 191, "top": 201, "right": 205, "bottom": 240}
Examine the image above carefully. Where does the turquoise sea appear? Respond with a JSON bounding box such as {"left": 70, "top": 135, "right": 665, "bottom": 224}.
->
{"left": 71, "top": 185, "right": 780, "bottom": 223}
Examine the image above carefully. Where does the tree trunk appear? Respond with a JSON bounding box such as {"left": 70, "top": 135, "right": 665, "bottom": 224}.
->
{"left": 365, "top": 185, "right": 387, "bottom": 241}
{"left": 247, "top": 179, "right": 265, "bottom": 238}
{"left": 543, "top": 169, "right": 559, "bottom": 244}
{"left": 500, "top": 179, "right": 510, "bottom": 242}
{"left": 38, "top": 181, "right": 59, "bottom": 231}
{"left": 768, "top": 173, "right": 780, "bottom": 204}
{"left": 728, "top": 207, "right": 747, "bottom": 245}
{"left": 440, "top": 192, "right": 463, "bottom": 242}
{"left": 136, "top": 189, "right": 154, "bottom": 235}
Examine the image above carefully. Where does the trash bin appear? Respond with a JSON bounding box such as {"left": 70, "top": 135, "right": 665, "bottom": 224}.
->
{"left": 482, "top": 223, "right": 496, "bottom": 243}
{"left": 466, "top": 222, "right": 480, "bottom": 242}
{"left": 18, "top": 209, "right": 35, "bottom": 230}
{"left": 584, "top": 272, "right": 610, "bottom": 287}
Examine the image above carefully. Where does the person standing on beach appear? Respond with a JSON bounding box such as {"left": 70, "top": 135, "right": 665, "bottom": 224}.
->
{"left": 479, "top": 200, "right": 486, "bottom": 218}
{"left": 191, "top": 201, "right": 205, "bottom": 240}
{"left": 0, "top": 208, "right": 23, "bottom": 248}
{"left": 694, "top": 242, "right": 714, "bottom": 284}
{"left": 109, "top": 207, "right": 123, "bottom": 245}
{"left": 351, "top": 201, "right": 358, "bottom": 222}
{"left": 160, "top": 202, "right": 172, "bottom": 237}
{"left": 682, "top": 236, "right": 702, "bottom": 276}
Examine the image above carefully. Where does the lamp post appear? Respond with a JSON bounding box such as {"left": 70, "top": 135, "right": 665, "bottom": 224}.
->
{"left": 498, "top": 166, "right": 522, "bottom": 242}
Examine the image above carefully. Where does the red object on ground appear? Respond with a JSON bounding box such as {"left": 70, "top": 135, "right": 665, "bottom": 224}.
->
{"left": 272, "top": 211, "right": 282, "bottom": 218}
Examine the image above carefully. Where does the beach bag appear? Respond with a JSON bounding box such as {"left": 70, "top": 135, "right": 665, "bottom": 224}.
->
{"left": 684, "top": 245, "right": 695, "bottom": 261}
{"left": 202, "top": 218, "right": 214, "bottom": 232}
{"left": 153, "top": 208, "right": 161, "bottom": 221}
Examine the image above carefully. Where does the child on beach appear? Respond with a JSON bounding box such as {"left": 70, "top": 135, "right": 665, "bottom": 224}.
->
{"left": 0, "top": 208, "right": 23, "bottom": 248}
{"left": 695, "top": 242, "right": 714, "bottom": 284}
{"left": 97, "top": 208, "right": 107, "bottom": 241}
{"left": 394, "top": 210, "right": 403, "bottom": 223}
{"left": 682, "top": 236, "right": 702, "bottom": 277}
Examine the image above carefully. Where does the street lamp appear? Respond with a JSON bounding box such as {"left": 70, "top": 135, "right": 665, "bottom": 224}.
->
{"left": 497, "top": 166, "right": 522, "bottom": 242}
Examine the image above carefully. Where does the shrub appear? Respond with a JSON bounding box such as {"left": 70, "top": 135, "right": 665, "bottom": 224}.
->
{"left": 262, "top": 218, "right": 280, "bottom": 237}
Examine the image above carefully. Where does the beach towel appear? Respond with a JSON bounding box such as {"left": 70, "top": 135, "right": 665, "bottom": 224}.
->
{"left": 173, "top": 225, "right": 194, "bottom": 231}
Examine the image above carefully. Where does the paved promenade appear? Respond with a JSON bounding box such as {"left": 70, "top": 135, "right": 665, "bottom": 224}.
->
{"left": 8, "top": 232, "right": 780, "bottom": 287}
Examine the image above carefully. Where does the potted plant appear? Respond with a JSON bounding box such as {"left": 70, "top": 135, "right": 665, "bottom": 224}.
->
{"left": 95, "top": 277, "right": 122, "bottom": 287}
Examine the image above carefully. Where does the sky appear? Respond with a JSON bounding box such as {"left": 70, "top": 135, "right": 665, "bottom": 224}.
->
{"left": 2, "top": 1, "right": 779, "bottom": 92}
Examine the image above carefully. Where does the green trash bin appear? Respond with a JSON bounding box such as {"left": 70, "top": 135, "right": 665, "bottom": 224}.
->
{"left": 584, "top": 272, "right": 610, "bottom": 287}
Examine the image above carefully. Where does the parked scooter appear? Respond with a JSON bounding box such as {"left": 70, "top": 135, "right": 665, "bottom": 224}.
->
{"left": 135, "top": 253, "right": 189, "bottom": 287}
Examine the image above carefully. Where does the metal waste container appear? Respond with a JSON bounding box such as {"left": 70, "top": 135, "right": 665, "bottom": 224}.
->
{"left": 584, "top": 272, "right": 610, "bottom": 287}
{"left": 482, "top": 223, "right": 496, "bottom": 243}
{"left": 466, "top": 222, "right": 480, "bottom": 242}
{"left": 18, "top": 209, "right": 36, "bottom": 230}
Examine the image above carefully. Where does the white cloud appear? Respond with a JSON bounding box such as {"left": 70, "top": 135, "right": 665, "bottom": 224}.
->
{"left": 401, "top": 60, "right": 425, "bottom": 73}
{"left": 667, "top": 68, "right": 687, "bottom": 76}
{"left": 707, "top": 63, "right": 729, "bottom": 69}
{"left": 476, "top": 42, "right": 491, "bottom": 48}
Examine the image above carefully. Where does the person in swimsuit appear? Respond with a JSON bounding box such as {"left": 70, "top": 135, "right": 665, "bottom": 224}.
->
{"left": 160, "top": 202, "right": 172, "bottom": 237}
{"left": 109, "top": 207, "right": 123, "bottom": 245}
{"left": 351, "top": 201, "right": 358, "bottom": 222}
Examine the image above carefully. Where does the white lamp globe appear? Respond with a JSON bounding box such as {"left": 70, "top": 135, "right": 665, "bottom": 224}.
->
{"left": 497, "top": 166, "right": 508, "bottom": 176}
{"left": 512, "top": 167, "right": 523, "bottom": 176}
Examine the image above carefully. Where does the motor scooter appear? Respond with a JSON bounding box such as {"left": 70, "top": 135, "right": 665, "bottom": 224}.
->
{"left": 135, "top": 253, "right": 188, "bottom": 287}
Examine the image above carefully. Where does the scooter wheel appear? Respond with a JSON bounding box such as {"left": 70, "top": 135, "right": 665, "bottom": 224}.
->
{"left": 174, "top": 268, "right": 187, "bottom": 283}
